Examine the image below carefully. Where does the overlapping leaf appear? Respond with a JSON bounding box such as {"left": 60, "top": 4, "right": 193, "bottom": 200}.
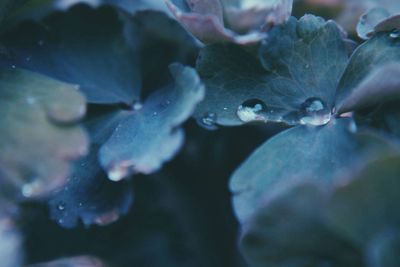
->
{"left": 1, "top": 4, "right": 141, "bottom": 104}
{"left": 100, "top": 64, "right": 204, "bottom": 180}
{"left": 229, "top": 118, "right": 395, "bottom": 222}
{"left": 194, "top": 15, "right": 348, "bottom": 127}
{"left": 2, "top": 4, "right": 203, "bottom": 186}
{"left": 336, "top": 32, "right": 400, "bottom": 113}
{"left": 48, "top": 108, "right": 133, "bottom": 228}
{"left": 240, "top": 153, "right": 400, "bottom": 267}
{"left": 240, "top": 183, "right": 362, "bottom": 267}
{"left": 326, "top": 155, "right": 400, "bottom": 246}
{"left": 0, "top": 69, "right": 88, "bottom": 199}
{"left": 166, "top": 0, "right": 292, "bottom": 45}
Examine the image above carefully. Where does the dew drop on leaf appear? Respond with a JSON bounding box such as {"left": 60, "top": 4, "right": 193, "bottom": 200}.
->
{"left": 298, "top": 97, "right": 331, "bottom": 126}
{"left": 197, "top": 112, "right": 218, "bottom": 130}
{"left": 390, "top": 30, "right": 400, "bottom": 39}
{"left": 57, "top": 202, "right": 66, "bottom": 211}
{"left": 236, "top": 99, "right": 268, "bottom": 123}
{"left": 132, "top": 101, "right": 143, "bottom": 111}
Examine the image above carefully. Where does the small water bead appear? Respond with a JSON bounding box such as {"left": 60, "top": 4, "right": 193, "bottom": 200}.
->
{"left": 299, "top": 97, "right": 331, "bottom": 126}
{"left": 198, "top": 112, "right": 218, "bottom": 130}
{"left": 237, "top": 99, "right": 268, "bottom": 123}
{"left": 132, "top": 101, "right": 143, "bottom": 111}
{"left": 57, "top": 202, "right": 66, "bottom": 211}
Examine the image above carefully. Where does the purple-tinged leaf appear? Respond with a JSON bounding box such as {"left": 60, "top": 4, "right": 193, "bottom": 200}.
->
{"left": 166, "top": 0, "right": 292, "bottom": 45}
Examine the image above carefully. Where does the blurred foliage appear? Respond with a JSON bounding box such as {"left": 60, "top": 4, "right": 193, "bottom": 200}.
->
{"left": 2, "top": 0, "right": 400, "bottom": 267}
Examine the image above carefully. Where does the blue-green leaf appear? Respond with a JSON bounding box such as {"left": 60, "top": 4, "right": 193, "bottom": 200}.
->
{"left": 336, "top": 32, "right": 400, "bottom": 113}
{"left": 194, "top": 15, "right": 348, "bottom": 127}
{"left": 99, "top": 64, "right": 204, "bottom": 181}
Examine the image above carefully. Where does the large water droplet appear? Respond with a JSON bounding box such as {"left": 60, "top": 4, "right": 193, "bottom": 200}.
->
{"left": 390, "top": 30, "right": 400, "bottom": 39}
{"left": 237, "top": 99, "right": 268, "bottom": 123}
{"left": 298, "top": 97, "right": 331, "bottom": 126}
{"left": 197, "top": 112, "right": 218, "bottom": 130}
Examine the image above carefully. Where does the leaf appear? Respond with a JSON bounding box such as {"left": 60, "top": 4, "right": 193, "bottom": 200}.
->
{"left": 357, "top": 7, "right": 390, "bottom": 39}
{"left": 0, "top": 0, "right": 27, "bottom": 26}
{"left": 334, "top": 0, "right": 400, "bottom": 35}
{"left": 1, "top": 4, "right": 141, "bottom": 105}
{"left": 0, "top": 69, "right": 88, "bottom": 199}
{"left": 337, "top": 63, "right": 400, "bottom": 113}
{"left": 99, "top": 64, "right": 205, "bottom": 181}
{"left": 336, "top": 32, "right": 400, "bottom": 114}
{"left": 0, "top": 216, "right": 22, "bottom": 267}
{"left": 240, "top": 183, "right": 363, "bottom": 267}
{"left": 165, "top": 0, "right": 292, "bottom": 45}
{"left": 48, "top": 108, "right": 133, "bottom": 228}
{"left": 325, "top": 154, "right": 400, "bottom": 246}
{"left": 224, "top": 0, "right": 293, "bottom": 33}
{"left": 28, "top": 256, "right": 108, "bottom": 267}
{"left": 194, "top": 15, "right": 348, "bottom": 127}
{"left": 366, "top": 230, "right": 400, "bottom": 267}
{"left": 230, "top": 118, "right": 396, "bottom": 223}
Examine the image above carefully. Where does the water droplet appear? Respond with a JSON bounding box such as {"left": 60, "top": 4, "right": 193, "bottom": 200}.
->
{"left": 237, "top": 99, "right": 268, "bottom": 123}
{"left": 197, "top": 112, "right": 218, "bottom": 130}
{"left": 223, "top": 107, "right": 228, "bottom": 111}
{"left": 305, "top": 64, "right": 310, "bottom": 69}
{"left": 78, "top": 202, "right": 83, "bottom": 207}
{"left": 37, "top": 40, "right": 44, "bottom": 46}
{"left": 299, "top": 97, "right": 331, "bottom": 126}
{"left": 57, "top": 202, "right": 66, "bottom": 211}
{"left": 11, "top": 65, "right": 15, "bottom": 69}
{"left": 390, "top": 30, "right": 400, "bottom": 39}
{"left": 107, "top": 161, "right": 132, "bottom": 181}
{"left": 26, "top": 56, "right": 31, "bottom": 62}
{"left": 153, "top": 111, "right": 158, "bottom": 116}
{"left": 133, "top": 101, "right": 143, "bottom": 111}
